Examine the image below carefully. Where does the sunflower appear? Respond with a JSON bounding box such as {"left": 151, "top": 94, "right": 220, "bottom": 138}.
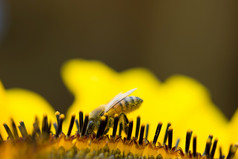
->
{"left": 0, "top": 59, "right": 237, "bottom": 159}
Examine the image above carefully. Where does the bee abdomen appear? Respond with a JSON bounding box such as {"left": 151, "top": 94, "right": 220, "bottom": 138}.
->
{"left": 119, "top": 96, "right": 143, "bottom": 113}
{"left": 107, "top": 96, "right": 143, "bottom": 116}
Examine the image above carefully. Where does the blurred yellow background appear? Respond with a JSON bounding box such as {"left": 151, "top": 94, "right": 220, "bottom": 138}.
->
{"left": 0, "top": 0, "right": 237, "bottom": 118}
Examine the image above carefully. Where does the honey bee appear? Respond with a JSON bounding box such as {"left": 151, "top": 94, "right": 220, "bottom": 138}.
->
{"left": 86, "top": 88, "right": 143, "bottom": 135}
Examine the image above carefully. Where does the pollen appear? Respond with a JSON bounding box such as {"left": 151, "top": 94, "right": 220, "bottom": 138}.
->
{"left": 0, "top": 111, "right": 237, "bottom": 159}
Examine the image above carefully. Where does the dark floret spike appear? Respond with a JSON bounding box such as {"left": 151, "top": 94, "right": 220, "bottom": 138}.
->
{"left": 185, "top": 130, "right": 193, "bottom": 154}
{"left": 59, "top": 115, "right": 64, "bottom": 134}
{"left": 3, "top": 123, "right": 14, "bottom": 140}
{"left": 11, "top": 118, "right": 19, "bottom": 139}
{"left": 119, "top": 123, "right": 123, "bottom": 137}
{"left": 226, "top": 145, "right": 233, "bottom": 159}
{"left": 219, "top": 147, "right": 226, "bottom": 159}
{"left": 209, "top": 135, "right": 213, "bottom": 140}
{"left": 1, "top": 110, "right": 236, "bottom": 159}
{"left": 219, "top": 147, "right": 224, "bottom": 159}
{"left": 96, "top": 116, "right": 107, "bottom": 138}
{"left": 75, "top": 119, "right": 80, "bottom": 134}
{"left": 33, "top": 117, "right": 41, "bottom": 135}
{"left": 42, "top": 115, "right": 48, "bottom": 134}
{"left": 41, "top": 115, "right": 51, "bottom": 137}
{"left": 112, "top": 114, "right": 119, "bottom": 137}
{"left": 81, "top": 115, "right": 88, "bottom": 136}
{"left": 226, "top": 144, "right": 238, "bottom": 159}
{"left": 153, "top": 122, "right": 162, "bottom": 145}
{"left": 168, "top": 127, "right": 173, "bottom": 150}
{"left": 145, "top": 124, "right": 149, "bottom": 143}
{"left": 53, "top": 122, "right": 57, "bottom": 133}
{"left": 135, "top": 116, "right": 140, "bottom": 140}
{"left": 67, "top": 115, "right": 76, "bottom": 137}
{"left": 55, "top": 114, "right": 65, "bottom": 138}
{"left": 127, "top": 121, "right": 133, "bottom": 141}
{"left": 203, "top": 138, "right": 212, "bottom": 156}
{"left": 139, "top": 125, "right": 145, "bottom": 145}
{"left": 55, "top": 111, "right": 60, "bottom": 126}
{"left": 193, "top": 136, "right": 197, "bottom": 157}
{"left": 79, "top": 111, "right": 84, "bottom": 133}
{"left": 47, "top": 122, "right": 51, "bottom": 134}
{"left": 175, "top": 138, "right": 180, "bottom": 150}
{"left": 163, "top": 123, "right": 171, "bottom": 145}
{"left": 209, "top": 138, "right": 218, "bottom": 159}
{"left": 19, "top": 121, "right": 28, "bottom": 138}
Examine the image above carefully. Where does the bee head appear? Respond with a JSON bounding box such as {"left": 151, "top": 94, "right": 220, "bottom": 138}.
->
{"left": 136, "top": 97, "right": 143, "bottom": 105}
{"left": 86, "top": 120, "right": 96, "bottom": 135}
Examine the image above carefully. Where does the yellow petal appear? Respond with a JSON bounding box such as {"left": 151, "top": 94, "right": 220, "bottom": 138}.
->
{"left": 0, "top": 81, "right": 55, "bottom": 139}
{"left": 62, "top": 59, "right": 119, "bottom": 115}
{"left": 229, "top": 109, "right": 238, "bottom": 158}
{"left": 230, "top": 109, "right": 238, "bottom": 141}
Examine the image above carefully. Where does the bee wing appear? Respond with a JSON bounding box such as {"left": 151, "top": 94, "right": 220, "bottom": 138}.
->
{"left": 104, "top": 88, "right": 137, "bottom": 113}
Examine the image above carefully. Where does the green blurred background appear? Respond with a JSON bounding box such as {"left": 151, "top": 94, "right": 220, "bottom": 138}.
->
{"left": 0, "top": 0, "right": 237, "bottom": 119}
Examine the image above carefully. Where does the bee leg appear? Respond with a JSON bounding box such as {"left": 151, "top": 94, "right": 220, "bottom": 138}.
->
{"left": 104, "top": 127, "right": 110, "bottom": 134}
{"left": 118, "top": 113, "right": 129, "bottom": 134}
{"left": 108, "top": 117, "right": 114, "bottom": 128}
{"left": 104, "top": 117, "right": 114, "bottom": 134}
